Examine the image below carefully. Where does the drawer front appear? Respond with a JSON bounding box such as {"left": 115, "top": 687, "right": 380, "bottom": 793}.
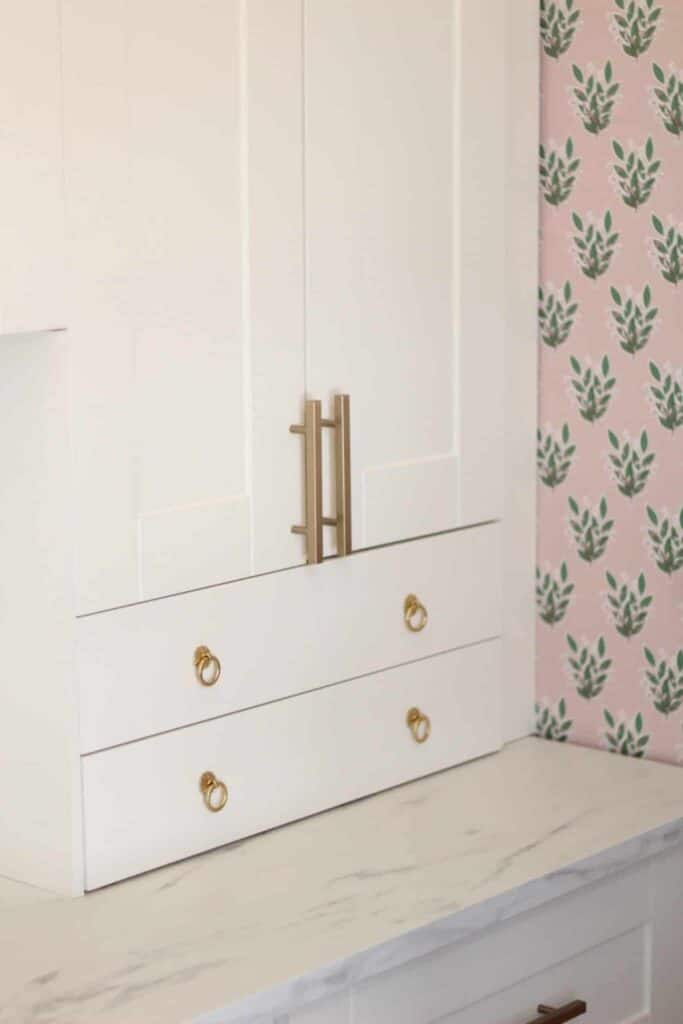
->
{"left": 353, "top": 863, "right": 650, "bottom": 1024}
{"left": 82, "top": 640, "right": 501, "bottom": 889}
{"left": 77, "top": 523, "right": 501, "bottom": 753}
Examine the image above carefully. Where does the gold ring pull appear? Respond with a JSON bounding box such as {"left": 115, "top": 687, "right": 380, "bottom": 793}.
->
{"left": 406, "top": 707, "right": 431, "bottom": 744}
{"left": 404, "top": 594, "right": 428, "bottom": 633}
{"left": 194, "top": 646, "right": 221, "bottom": 687}
{"left": 199, "top": 771, "right": 228, "bottom": 812}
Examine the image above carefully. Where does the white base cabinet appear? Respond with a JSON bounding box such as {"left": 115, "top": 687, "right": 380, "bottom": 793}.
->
{"left": 285, "top": 855, "right": 681, "bottom": 1024}
{"left": 0, "top": 0, "right": 537, "bottom": 895}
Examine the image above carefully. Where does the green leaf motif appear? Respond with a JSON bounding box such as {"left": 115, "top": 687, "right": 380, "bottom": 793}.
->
{"left": 541, "top": 0, "right": 581, "bottom": 58}
{"left": 605, "top": 571, "right": 653, "bottom": 638}
{"left": 643, "top": 647, "right": 683, "bottom": 716}
{"left": 569, "top": 354, "right": 616, "bottom": 421}
{"left": 568, "top": 495, "right": 614, "bottom": 562}
{"left": 612, "top": 0, "right": 662, "bottom": 58}
{"left": 609, "top": 284, "right": 658, "bottom": 354}
{"left": 537, "top": 424, "right": 576, "bottom": 487}
{"left": 539, "top": 281, "right": 579, "bottom": 349}
{"left": 567, "top": 633, "right": 612, "bottom": 699}
{"left": 649, "top": 214, "right": 683, "bottom": 285}
{"left": 645, "top": 506, "right": 683, "bottom": 575}
{"left": 535, "top": 698, "right": 574, "bottom": 741}
{"left": 572, "top": 61, "right": 621, "bottom": 134}
{"left": 572, "top": 210, "right": 619, "bottom": 279}
{"left": 536, "top": 563, "right": 575, "bottom": 626}
{"left": 606, "top": 428, "right": 655, "bottom": 497}
{"left": 648, "top": 361, "right": 683, "bottom": 432}
{"left": 651, "top": 63, "right": 683, "bottom": 137}
{"left": 611, "top": 137, "right": 661, "bottom": 209}
{"left": 540, "top": 138, "right": 581, "bottom": 206}
{"left": 602, "top": 708, "right": 650, "bottom": 757}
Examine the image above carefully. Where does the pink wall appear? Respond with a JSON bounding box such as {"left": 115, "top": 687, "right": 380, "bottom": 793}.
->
{"left": 536, "top": 0, "right": 683, "bottom": 762}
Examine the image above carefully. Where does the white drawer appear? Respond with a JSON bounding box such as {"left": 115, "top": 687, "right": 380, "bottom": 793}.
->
{"left": 354, "top": 863, "right": 651, "bottom": 1024}
{"left": 77, "top": 523, "right": 501, "bottom": 752}
{"left": 82, "top": 640, "right": 501, "bottom": 889}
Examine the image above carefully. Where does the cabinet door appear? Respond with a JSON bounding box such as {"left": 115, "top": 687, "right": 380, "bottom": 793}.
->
{"left": 63, "top": 0, "right": 305, "bottom": 612}
{"left": 0, "top": 0, "right": 65, "bottom": 335}
{"left": 304, "top": 0, "right": 505, "bottom": 553}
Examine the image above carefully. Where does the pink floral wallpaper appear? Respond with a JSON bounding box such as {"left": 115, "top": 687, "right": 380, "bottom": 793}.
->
{"left": 536, "top": 0, "right": 683, "bottom": 762}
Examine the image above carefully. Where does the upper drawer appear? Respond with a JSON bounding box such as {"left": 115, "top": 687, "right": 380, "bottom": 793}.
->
{"left": 78, "top": 523, "right": 501, "bottom": 753}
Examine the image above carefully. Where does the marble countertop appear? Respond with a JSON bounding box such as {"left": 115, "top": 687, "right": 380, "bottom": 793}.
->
{"left": 2, "top": 737, "right": 683, "bottom": 1024}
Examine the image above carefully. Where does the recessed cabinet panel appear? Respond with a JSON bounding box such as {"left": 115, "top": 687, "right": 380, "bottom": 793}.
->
{"left": 63, "top": 0, "right": 305, "bottom": 612}
{"left": 0, "top": 0, "right": 65, "bottom": 335}
{"left": 305, "top": 0, "right": 505, "bottom": 552}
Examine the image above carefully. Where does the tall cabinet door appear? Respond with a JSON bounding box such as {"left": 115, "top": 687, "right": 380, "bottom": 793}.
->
{"left": 63, "top": 1, "right": 305, "bottom": 613}
{"left": 304, "top": 0, "right": 505, "bottom": 554}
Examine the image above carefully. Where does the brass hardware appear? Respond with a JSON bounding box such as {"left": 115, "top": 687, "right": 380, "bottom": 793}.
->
{"left": 404, "top": 594, "right": 428, "bottom": 632}
{"left": 199, "top": 771, "right": 228, "bottom": 812}
{"left": 528, "top": 1001, "right": 587, "bottom": 1024}
{"left": 193, "top": 646, "right": 221, "bottom": 687}
{"left": 406, "top": 707, "right": 431, "bottom": 743}
{"left": 291, "top": 399, "right": 323, "bottom": 564}
{"left": 291, "top": 394, "right": 352, "bottom": 564}
{"left": 334, "top": 394, "right": 352, "bottom": 557}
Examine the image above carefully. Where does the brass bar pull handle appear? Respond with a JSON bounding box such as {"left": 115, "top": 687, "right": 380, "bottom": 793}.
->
{"left": 290, "top": 395, "right": 351, "bottom": 564}
{"left": 334, "top": 394, "right": 352, "bottom": 557}
{"left": 528, "top": 1001, "right": 587, "bottom": 1024}
{"left": 290, "top": 399, "right": 323, "bottom": 564}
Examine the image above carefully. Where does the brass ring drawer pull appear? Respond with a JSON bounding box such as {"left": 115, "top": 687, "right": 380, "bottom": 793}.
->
{"left": 404, "top": 593, "right": 428, "bottom": 633}
{"left": 199, "top": 771, "right": 228, "bottom": 812}
{"left": 406, "top": 707, "right": 431, "bottom": 744}
{"left": 528, "top": 1001, "right": 587, "bottom": 1024}
{"left": 194, "top": 646, "right": 221, "bottom": 687}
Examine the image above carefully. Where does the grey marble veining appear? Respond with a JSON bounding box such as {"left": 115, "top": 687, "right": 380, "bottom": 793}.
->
{"left": 1, "top": 738, "right": 682, "bottom": 1024}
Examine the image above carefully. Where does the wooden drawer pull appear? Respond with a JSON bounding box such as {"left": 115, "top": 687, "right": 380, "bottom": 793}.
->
{"left": 199, "top": 771, "right": 228, "bottom": 812}
{"left": 404, "top": 593, "right": 428, "bottom": 632}
{"left": 194, "top": 645, "right": 221, "bottom": 687}
{"left": 528, "top": 1001, "right": 587, "bottom": 1024}
{"left": 406, "top": 707, "right": 431, "bottom": 743}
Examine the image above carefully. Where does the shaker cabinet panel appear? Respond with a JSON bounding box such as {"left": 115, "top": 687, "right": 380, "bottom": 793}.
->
{"left": 63, "top": 0, "right": 306, "bottom": 613}
{"left": 64, "top": 0, "right": 505, "bottom": 611}
{"left": 304, "top": 0, "right": 505, "bottom": 554}
{"left": 0, "top": 0, "right": 66, "bottom": 335}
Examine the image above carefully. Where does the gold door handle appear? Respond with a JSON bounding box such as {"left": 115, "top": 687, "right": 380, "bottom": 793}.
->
{"left": 406, "top": 707, "right": 431, "bottom": 743}
{"left": 527, "top": 1002, "right": 587, "bottom": 1024}
{"left": 194, "top": 646, "right": 221, "bottom": 687}
{"left": 199, "top": 771, "right": 228, "bottom": 812}
{"left": 404, "top": 594, "right": 428, "bottom": 632}
{"left": 291, "top": 395, "right": 352, "bottom": 564}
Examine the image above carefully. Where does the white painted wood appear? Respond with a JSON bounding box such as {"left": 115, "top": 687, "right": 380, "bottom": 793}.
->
{"left": 305, "top": 0, "right": 505, "bottom": 554}
{"left": 0, "top": 1, "right": 65, "bottom": 335}
{"left": 78, "top": 523, "right": 502, "bottom": 752}
{"left": 82, "top": 640, "right": 501, "bottom": 888}
{"left": 0, "top": 333, "right": 81, "bottom": 895}
{"left": 354, "top": 864, "right": 651, "bottom": 1024}
{"left": 502, "top": 0, "right": 539, "bottom": 743}
{"left": 650, "top": 846, "right": 683, "bottom": 1023}
{"left": 443, "top": 929, "right": 646, "bottom": 1024}
{"left": 62, "top": 0, "right": 305, "bottom": 614}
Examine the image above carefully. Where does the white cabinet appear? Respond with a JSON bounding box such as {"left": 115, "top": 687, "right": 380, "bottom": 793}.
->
{"left": 286, "top": 861, "right": 660, "bottom": 1024}
{"left": 0, "top": 0, "right": 529, "bottom": 895}
{"left": 62, "top": 0, "right": 505, "bottom": 614}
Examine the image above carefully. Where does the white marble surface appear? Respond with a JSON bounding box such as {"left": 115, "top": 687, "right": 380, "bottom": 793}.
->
{"left": 1, "top": 737, "right": 682, "bottom": 1024}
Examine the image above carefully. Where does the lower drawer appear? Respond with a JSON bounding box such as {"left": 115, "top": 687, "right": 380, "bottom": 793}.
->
{"left": 82, "top": 640, "right": 501, "bottom": 889}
